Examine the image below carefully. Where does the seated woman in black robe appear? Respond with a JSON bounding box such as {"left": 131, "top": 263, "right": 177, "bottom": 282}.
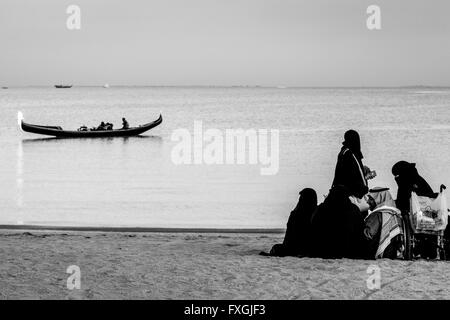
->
{"left": 392, "top": 161, "right": 435, "bottom": 214}
{"left": 265, "top": 188, "right": 318, "bottom": 257}
{"left": 309, "top": 185, "right": 370, "bottom": 259}
{"left": 392, "top": 161, "right": 446, "bottom": 259}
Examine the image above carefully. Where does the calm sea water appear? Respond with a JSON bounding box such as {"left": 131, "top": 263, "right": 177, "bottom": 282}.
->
{"left": 0, "top": 87, "right": 449, "bottom": 228}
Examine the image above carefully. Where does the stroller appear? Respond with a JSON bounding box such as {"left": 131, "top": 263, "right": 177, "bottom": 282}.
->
{"left": 401, "top": 185, "right": 448, "bottom": 260}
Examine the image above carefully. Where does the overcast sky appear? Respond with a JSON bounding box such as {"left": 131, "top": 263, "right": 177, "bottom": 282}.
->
{"left": 1, "top": 0, "right": 449, "bottom": 86}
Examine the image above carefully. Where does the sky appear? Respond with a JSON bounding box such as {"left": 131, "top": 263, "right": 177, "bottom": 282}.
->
{"left": 0, "top": 0, "right": 449, "bottom": 86}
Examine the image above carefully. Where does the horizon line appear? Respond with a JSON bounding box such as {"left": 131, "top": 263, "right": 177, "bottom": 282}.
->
{"left": 0, "top": 224, "right": 285, "bottom": 234}
{"left": 2, "top": 84, "right": 450, "bottom": 89}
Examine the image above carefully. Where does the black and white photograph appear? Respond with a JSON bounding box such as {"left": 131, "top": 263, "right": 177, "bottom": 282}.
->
{"left": 1, "top": 0, "right": 450, "bottom": 306}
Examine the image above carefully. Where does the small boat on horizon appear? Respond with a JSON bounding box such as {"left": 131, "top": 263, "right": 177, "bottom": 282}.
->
{"left": 54, "top": 85, "right": 72, "bottom": 89}
{"left": 18, "top": 111, "right": 163, "bottom": 138}
{"left": 1, "top": 87, "right": 8, "bottom": 89}
{"left": 103, "top": 83, "right": 110, "bottom": 88}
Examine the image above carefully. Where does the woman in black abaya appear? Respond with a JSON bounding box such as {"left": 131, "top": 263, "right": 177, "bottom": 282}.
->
{"left": 332, "top": 130, "right": 369, "bottom": 199}
{"left": 310, "top": 185, "right": 370, "bottom": 259}
{"left": 266, "top": 188, "right": 318, "bottom": 257}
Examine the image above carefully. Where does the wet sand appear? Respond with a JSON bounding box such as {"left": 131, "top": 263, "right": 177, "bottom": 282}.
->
{"left": 1, "top": 228, "right": 450, "bottom": 299}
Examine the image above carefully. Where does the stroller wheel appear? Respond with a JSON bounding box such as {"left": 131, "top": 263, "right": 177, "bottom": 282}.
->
{"left": 403, "top": 220, "right": 413, "bottom": 260}
{"left": 424, "top": 237, "right": 437, "bottom": 259}
{"left": 439, "top": 237, "right": 448, "bottom": 260}
{"left": 439, "top": 248, "right": 447, "bottom": 260}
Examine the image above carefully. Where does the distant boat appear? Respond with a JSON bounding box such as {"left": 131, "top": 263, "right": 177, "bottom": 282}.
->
{"left": 54, "top": 85, "right": 72, "bottom": 88}
{"left": 1, "top": 87, "right": 7, "bottom": 89}
{"left": 103, "top": 84, "right": 110, "bottom": 88}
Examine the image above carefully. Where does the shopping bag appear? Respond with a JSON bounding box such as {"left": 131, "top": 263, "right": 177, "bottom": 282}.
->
{"left": 410, "top": 191, "right": 448, "bottom": 232}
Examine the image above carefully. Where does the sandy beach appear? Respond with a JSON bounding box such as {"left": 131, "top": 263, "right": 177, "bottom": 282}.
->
{"left": 1, "top": 229, "right": 450, "bottom": 300}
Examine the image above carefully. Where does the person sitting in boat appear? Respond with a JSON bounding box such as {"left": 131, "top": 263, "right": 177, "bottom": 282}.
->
{"left": 97, "top": 121, "right": 107, "bottom": 131}
{"left": 264, "top": 188, "right": 318, "bottom": 257}
{"left": 332, "top": 130, "right": 376, "bottom": 214}
{"left": 105, "top": 122, "right": 113, "bottom": 130}
{"left": 122, "top": 118, "right": 129, "bottom": 129}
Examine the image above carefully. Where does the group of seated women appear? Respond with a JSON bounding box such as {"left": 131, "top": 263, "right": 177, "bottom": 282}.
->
{"left": 264, "top": 130, "right": 448, "bottom": 260}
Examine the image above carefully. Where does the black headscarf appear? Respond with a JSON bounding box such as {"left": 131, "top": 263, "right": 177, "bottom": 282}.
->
{"left": 343, "top": 129, "right": 363, "bottom": 160}
{"left": 291, "top": 188, "right": 318, "bottom": 217}
{"left": 392, "top": 161, "right": 433, "bottom": 195}
{"left": 392, "top": 160, "right": 415, "bottom": 178}
{"left": 392, "top": 161, "right": 435, "bottom": 212}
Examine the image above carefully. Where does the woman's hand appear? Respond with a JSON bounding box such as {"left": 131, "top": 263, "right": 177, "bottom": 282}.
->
{"left": 364, "top": 166, "right": 376, "bottom": 180}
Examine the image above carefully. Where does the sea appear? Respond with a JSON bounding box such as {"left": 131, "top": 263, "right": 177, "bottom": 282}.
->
{"left": 0, "top": 87, "right": 449, "bottom": 228}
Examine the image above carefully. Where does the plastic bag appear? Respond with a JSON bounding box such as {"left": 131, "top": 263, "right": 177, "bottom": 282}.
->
{"left": 410, "top": 191, "right": 448, "bottom": 232}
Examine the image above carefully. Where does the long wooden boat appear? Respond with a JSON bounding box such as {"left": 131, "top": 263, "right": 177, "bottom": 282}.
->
{"left": 18, "top": 112, "right": 162, "bottom": 138}
{"left": 55, "top": 85, "right": 72, "bottom": 88}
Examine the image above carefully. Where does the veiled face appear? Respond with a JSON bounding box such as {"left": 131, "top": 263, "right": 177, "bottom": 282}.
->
{"left": 344, "top": 130, "right": 361, "bottom": 150}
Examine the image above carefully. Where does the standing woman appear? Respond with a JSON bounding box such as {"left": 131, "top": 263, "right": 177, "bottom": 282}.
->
{"left": 332, "top": 130, "right": 373, "bottom": 206}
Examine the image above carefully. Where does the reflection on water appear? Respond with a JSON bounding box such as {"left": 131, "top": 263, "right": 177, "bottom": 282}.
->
{"left": 16, "top": 141, "right": 24, "bottom": 224}
{"left": 21, "top": 135, "right": 163, "bottom": 144}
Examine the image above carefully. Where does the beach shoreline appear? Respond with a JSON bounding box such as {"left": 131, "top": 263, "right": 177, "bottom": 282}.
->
{"left": 1, "top": 228, "right": 450, "bottom": 300}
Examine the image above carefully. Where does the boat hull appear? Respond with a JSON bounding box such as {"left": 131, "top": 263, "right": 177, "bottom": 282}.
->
{"left": 21, "top": 114, "right": 162, "bottom": 138}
